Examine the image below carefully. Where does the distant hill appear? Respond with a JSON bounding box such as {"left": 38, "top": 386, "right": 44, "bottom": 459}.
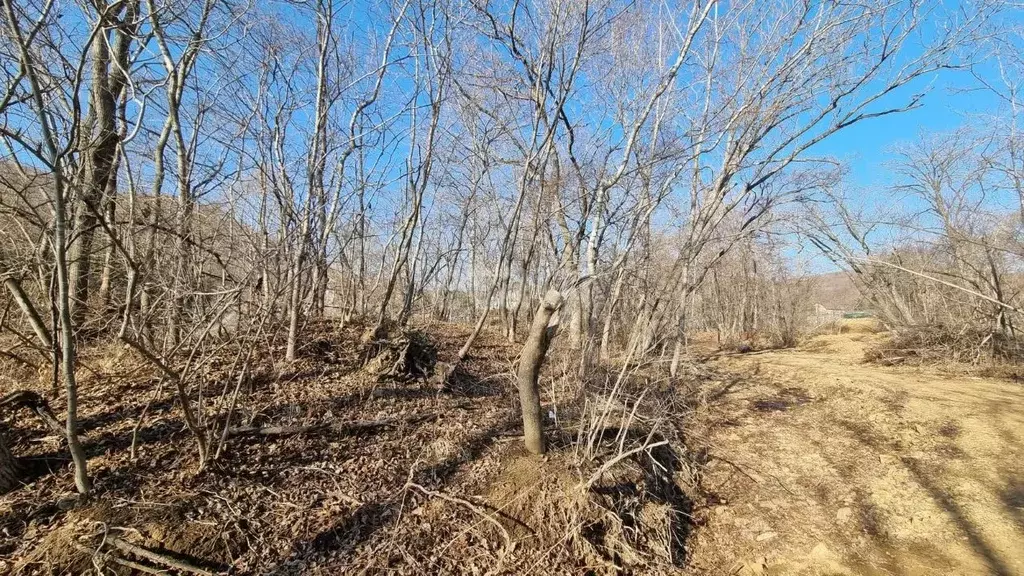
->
{"left": 806, "top": 271, "right": 862, "bottom": 311}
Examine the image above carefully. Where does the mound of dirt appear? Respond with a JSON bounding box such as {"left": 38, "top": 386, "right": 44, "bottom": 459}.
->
{"left": 19, "top": 503, "right": 235, "bottom": 574}
{"left": 485, "top": 444, "right": 694, "bottom": 574}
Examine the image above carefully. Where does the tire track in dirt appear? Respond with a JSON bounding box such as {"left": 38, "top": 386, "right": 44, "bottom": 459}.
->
{"left": 685, "top": 330, "right": 1024, "bottom": 575}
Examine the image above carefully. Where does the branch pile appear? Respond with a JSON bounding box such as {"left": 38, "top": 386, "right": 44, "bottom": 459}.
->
{"left": 865, "top": 325, "right": 1024, "bottom": 366}
{"left": 362, "top": 330, "right": 437, "bottom": 381}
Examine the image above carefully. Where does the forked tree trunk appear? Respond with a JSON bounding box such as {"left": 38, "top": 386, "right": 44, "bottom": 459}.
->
{"left": 0, "top": 432, "right": 18, "bottom": 494}
{"left": 121, "top": 336, "right": 209, "bottom": 468}
{"left": 516, "top": 289, "right": 563, "bottom": 455}
{"left": 68, "top": 0, "right": 134, "bottom": 325}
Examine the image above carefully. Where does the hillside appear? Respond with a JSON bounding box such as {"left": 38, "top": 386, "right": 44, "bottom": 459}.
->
{"left": 806, "top": 271, "right": 862, "bottom": 311}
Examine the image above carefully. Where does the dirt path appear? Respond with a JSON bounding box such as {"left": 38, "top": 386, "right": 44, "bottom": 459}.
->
{"left": 686, "top": 329, "right": 1024, "bottom": 575}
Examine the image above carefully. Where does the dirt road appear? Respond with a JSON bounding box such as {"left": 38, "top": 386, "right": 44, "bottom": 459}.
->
{"left": 686, "top": 328, "right": 1024, "bottom": 575}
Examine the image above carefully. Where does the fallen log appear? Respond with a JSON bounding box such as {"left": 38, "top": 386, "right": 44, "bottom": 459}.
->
{"left": 107, "top": 536, "right": 217, "bottom": 576}
{"left": 0, "top": 390, "right": 64, "bottom": 436}
{"left": 227, "top": 414, "right": 435, "bottom": 438}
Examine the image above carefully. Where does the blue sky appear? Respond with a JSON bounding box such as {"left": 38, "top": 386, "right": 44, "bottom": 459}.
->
{"left": 811, "top": 0, "right": 1022, "bottom": 194}
{"left": 782, "top": 4, "right": 1022, "bottom": 274}
{"left": 782, "top": 68, "right": 1008, "bottom": 273}
{"left": 815, "top": 72, "right": 1003, "bottom": 191}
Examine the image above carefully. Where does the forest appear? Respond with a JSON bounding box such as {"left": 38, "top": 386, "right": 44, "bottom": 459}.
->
{"left": 1, "top": 0, "right": 1023, "bottom": 574}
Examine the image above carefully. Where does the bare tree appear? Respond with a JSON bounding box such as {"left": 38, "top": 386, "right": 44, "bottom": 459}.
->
{"left": 67, "top": 0, "right": 139, "bottom": 324}
{"left": 2, "top": 0, "right": 93, "bottom": 494}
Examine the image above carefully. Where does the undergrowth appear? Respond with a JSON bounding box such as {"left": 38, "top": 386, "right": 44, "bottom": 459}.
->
{"left": 864, "top": 325, "right": 1024, "bottom": 379}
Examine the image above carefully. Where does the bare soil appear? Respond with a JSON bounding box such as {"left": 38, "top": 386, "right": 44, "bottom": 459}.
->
{"left": 687, "top": 321, "right": 1024, "bottom": 575}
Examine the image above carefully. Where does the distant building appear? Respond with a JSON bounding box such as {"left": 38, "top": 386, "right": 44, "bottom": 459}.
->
{"left": 811, "top": 303, "right": 845, "bottom": 324}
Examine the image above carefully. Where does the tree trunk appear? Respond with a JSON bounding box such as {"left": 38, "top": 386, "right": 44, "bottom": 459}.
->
{"left": 599, "top": 266, "right": 627, "bottom": 360}
{"left": 508, "top": 245, "right": 534, "bottom": 343}
{"left": 285, "top": 245, "right": 305, "bottom": 361}
{"left": 5, "top": 0, "right": 92, "bottom": 492}
{"left": 69, "top": 2, "right": 130, "bottom": 324}
{"left": 96, "top": 196, "right": 116, "bottom": 309}
{"left": 669, "top": 297, "right": 689, "bottom": 378}
{"left": 55, "top": 180, "right": 93, "bottom": 495}
{"left": 469, "top": 216, "right": 478, "bottom": 320}
{"left": 568, "top": 291, "right": 583, "bottom": 350}
{"left": 516, "top": 289, "right": 562, "bottom": 455}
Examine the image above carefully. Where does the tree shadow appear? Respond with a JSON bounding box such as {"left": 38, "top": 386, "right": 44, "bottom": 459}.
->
{"left": 902, "top": 457, "right": 1016, "bottom": 576}
{"left": 441, "top": 364, "right": 507, "bottom": 399}
{"left": 308, "top": 500, "right": 394, "bottom": 553}
{"left": 78, "top": 396, "right": 176, "bottom": 434}
{"left": 82, "top": 417, "right": 187, "bottom": 459}
{"left": 411, "top": 412, "right": 518, "bottom": 486}
{"left": 10, "top": 453, "right": 71, "bottom": 490}
{"left": 999, "top": 477, "right": 1024, "bottom": 530}
{"left": 643, "top": 441, "right": 694, "bottom": 566}
{"left": 703, "top": 376, "right": 747, "bottom": 406}
{"left": 832, "top": 417, "right": 1018, "bottom": 576}
{"left": 0, "top": 466, "right": 74, "bottom": 555}
{"left": 750, "top": 386, "right": 812, "bottom": 412}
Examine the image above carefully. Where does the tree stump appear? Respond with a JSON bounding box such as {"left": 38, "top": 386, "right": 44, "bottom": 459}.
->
{"left": 363, "top": 331, "right": 437, "bottom": 381}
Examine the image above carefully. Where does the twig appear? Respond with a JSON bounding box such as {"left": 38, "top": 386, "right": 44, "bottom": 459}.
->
{"left": 296, "top": 467, "right": 363, "bottom": 506}
{"left": 583, "top": 440, "right": 670, "bottom": 491}
{"left": 715, "top": 456, "right": 796, "bottom": 497}
{"left": 714, "top": 456, "right": 762, "bottom": 485}
{"left": 120, "top": 335, "right": 182, "bottom": 382}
